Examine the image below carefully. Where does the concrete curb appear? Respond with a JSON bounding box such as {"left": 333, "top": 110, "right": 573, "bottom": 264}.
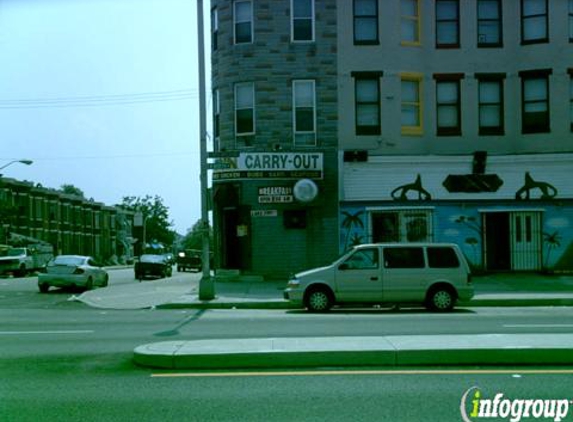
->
{"left": 133, "top": 334, "right": 573, "bottom": 369}
{"left": 155, "top": 295, "right": 573, "bottom": 310}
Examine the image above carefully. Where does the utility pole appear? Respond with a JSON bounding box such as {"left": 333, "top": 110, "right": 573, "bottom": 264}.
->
{"left": 197, "top": 0, "right": 215, "bottom": 300}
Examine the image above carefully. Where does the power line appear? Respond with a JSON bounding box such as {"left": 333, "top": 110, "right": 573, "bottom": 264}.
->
{"left": 0, "top": 89, "right": 199, "bottom": 109}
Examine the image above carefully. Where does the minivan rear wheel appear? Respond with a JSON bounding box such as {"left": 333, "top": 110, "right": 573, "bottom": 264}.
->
{"left": 427, "top": 287, "right": 455, "bottom": 312}
{"left": 305, "top": 287, "right": 333, "bottom": 312}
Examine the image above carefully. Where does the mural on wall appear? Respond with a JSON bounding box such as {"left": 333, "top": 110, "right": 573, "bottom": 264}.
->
{"left": 340, "top": 210, "right": 365, "bottom": 252}
{"left": 515, "top": 172, "right": 558, "bottom": 200}
{"left": 391, "top": 174, "right": 432, "bottom": 201}
{"left": 453, "top": 215, "right": 482, "bottom": 270}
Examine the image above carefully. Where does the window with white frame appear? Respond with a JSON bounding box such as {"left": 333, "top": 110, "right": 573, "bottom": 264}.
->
{"left": 213, "top": 89, "right": 220, "bottom": 150}
{"left": 234, "top": 0, "right": 252, "bottom": 44}
{"left": 211, "top": 7, "right": 218, "bottom": 51}
{"left": 354, "top": 74, "right": 381, "bottom": 135}
{"left": 520, "top": 69, "right": 551, "bottom": 134}
{"left": 477, "top": 74, "right": 504, "bottom": 135}
{"left": 435, "top": 74, "right": 463, "bottom": 136}
{"left": 401, "top": 0, "right": 420, "bottom": 45}
{"left": 293, "top": 80, "right": 316, "bottom": 146}
{"left": 401, "top": 74, "right": 423, "bottom": 135}
{"left": 477, "top": 0, "right": 502, "bottom": 47}
{"left": 292, "top": 0, "right": 314, "bottom": 42}
{"left": 521, "top": 0, "right": 548, "bottom": 44}
{"left": 371, "top": 209, "right": 433, "bottom": 243}
{"left": 354, "top": 0, "right": 378, "bottom": 45}
{"left": 235, "top": 83, "right": 255, "bottom": 136}
{"left": 435, "top": 0, "right": 459, "bottom": 48}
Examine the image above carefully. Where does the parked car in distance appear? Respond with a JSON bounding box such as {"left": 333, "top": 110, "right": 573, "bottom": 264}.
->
{"left": 38, "top": 255, "right": 108, "bottom": 293}
{"left": 135, "top": 254, "right": 172, "bottom": 280}
{"left": 284, "top": 243, "right": 474, "bottom": 312}
{"left": 176, "top": 249, "right": 203, "bottom": 272}
{"left": 162, "top": 253, "right": 175, "bottom": 265}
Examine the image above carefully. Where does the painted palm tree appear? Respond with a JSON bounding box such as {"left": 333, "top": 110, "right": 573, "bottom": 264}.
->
{"left": 341, "top": 210, "right": 364, "bottom": 251}
{"left": 543, "top": 231, "right": 562, "bottom": 270}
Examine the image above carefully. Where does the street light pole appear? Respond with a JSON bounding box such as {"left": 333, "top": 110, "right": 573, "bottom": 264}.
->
{"left": 0, "top": 159, "right": 33, "bottom": 176}
{"left": 197, "top": 0, "right": 214, "bottom": 300}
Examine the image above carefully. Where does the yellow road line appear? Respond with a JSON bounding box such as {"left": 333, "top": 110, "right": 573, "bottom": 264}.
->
{"left": 152, "top": 369, "right": 573, "bottom": 378}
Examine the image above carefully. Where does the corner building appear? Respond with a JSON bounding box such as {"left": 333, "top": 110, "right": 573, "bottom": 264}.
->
{"left": 210, "top": 0, "right": 339, "bottom": 278}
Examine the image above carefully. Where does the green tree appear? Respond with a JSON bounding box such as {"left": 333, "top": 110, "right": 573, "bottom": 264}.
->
{"left": 60, "top": 184, "right": 86, "bottom": 198}
{"left": 119, "top": 195, "right": 175, "bottom": 248}
{"left": 181, "top": 219, "right": 213, "bottom": 251}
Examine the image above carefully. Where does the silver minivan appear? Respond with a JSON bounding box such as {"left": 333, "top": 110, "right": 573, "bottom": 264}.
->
{"left": 284, "top": 243, "right": 474, "bottom": 312}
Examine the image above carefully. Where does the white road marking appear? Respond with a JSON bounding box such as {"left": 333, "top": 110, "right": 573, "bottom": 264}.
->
{"left": 0, "top": 330, "right": 94, "bottom": 335}
{"left": 503, "top": 324, "right": 573, "bottom": 328}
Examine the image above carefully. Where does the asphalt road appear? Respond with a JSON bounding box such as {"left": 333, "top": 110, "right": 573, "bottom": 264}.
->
{"left": 2, "top": 271, "right": 573, "bottom": 421}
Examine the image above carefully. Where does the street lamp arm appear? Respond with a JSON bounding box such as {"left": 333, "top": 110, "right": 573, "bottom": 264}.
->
{"left": 0, "top": 159, "right": 34, "bottom": 172}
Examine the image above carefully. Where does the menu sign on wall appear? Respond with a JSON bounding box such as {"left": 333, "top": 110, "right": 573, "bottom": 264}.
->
{"left": 258, "top": 186, "right": 294, "bottom": 204}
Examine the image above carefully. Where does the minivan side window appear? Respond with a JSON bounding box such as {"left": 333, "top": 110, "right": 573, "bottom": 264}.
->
{"left": 383, "top": 247, "right": 425, "bottom": 268}
{"left": 341, "top": 248, "right": 379, "bottom": 270}
{"left": 427, "top": 247, "right": 460, "bottom": 268}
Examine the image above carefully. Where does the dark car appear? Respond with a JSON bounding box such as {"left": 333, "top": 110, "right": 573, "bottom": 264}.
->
{"left": 176, "top": 249, "right": 202, "bottom": 272}
{"left": 134, "top": 254, "right": 172, "bottom": 280}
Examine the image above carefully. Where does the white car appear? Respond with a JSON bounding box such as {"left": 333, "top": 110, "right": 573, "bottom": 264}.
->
{"left": 38, "top": 255, "right": 109, "bottom": 293}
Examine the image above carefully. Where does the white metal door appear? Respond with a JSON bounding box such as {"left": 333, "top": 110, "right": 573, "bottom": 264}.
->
{"left": 510, "top": 211, "right": 542, "bottom": 270}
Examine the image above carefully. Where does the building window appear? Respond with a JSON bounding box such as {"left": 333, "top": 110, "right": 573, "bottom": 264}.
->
{"left": 401, "top": 73, "right": 423, "bottom": 135}
{"left": 520, "top": 69, "right": 551, "bottom": 134}
{"left": 521, "top": 0, "right": 548, "bottom": 44}
{"left": 436, "top": 0, "right": 459, "bottom": 48}
{"left": 477, "top": 74, "right": 504, "bottom": 135}
{"left": 213, "top": 89, "right": 220, "bottom": 149}
{"left": 234, "top": 0, "right": 252, "bottom": 44}
{"left": 569, "top": 69, "right": 573, "bottom": 132}
{"left": 293, "top": 80, "right": 316, "bottom": 146}
{"left": 569, "top": 0, "right": 573, "bottom": 42}
{"left": 371, "top": 210, "right": 433, "bottom": 243}
{"left": 354, "top": 74, "right": 381, "bottom": 135}
{"left": 435, "top": 74, "right": 463, "bottom": 136}
{"left": 401, "top": 0, "right": 420, "bottom": 45}
{"left": 477, "top": 0, "right": 502, "bottom": 47}
{"left": 211, "top": 7, "right": 218, "bottom": 51}
{"left": 292, "top": 0, "right": 314, "bottom": 42}
{"left": 354, "top": 0, "right": 378, "bottom": 45}
{"left": 235, "top": 83, "right": 255, "bottom": 136}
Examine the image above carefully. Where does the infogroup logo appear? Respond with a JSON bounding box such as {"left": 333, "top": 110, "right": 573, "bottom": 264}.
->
{"left": 460, "top": 386, "right": 572, "bottom": 422}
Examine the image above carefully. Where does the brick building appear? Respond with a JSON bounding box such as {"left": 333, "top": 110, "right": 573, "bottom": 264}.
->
{"left": 210, "top": 0, "right": 573, "bottom": 276}
{"left": 0, "top": 177, "right": 135, "bottom": 264}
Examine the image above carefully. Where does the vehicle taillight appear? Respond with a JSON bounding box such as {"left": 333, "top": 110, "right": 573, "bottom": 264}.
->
{"left": 73, "top": 268, "right": 85, "bottom": 275}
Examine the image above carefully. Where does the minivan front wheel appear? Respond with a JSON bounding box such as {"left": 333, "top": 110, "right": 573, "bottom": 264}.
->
{"left": 427, "top": 287, "right": 455, "bottom": 312}
{"left": 305, "top": 287, "right": 333, "bottom": 312}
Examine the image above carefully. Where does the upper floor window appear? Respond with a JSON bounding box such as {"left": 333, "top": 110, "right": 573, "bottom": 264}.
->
{"left": 477, "top": 0, "right": 502, "bottom": 47}
{"left": 476, "top": 74, "right": 505, "bottom": 135}
{"left": 569, "top": 0, "right": 573, "bottom": 42}
{"left": 435, "top": 74, "right": 463, "bottom": 136}
{"left": 401, "top": 73, "right": 423, "bottom": 135}
{"left": 234, "top": 0, "right": 253, "bottom": 44}
{"left": 353, "top": 72, "right": 382, "bottom": 135}
{"left": 213, "top": 89, "right": 220, "bottom": 146}
{"left": 354, "top": 0, "right": 379, "bottom": 45}
{"left": 292, "top": 80, "right": 316, "bottom": 146}
{"left": 521, "top": 0, "right": 548, "bottom": 44}
{"left": 570, "top": 70, "right": 573, "bottom": 131}
{"left": 519, "top": 69, "right": 551, "bottom": 134}
{"left": 435, "top": 0, "right": 459, "bottom": 48}
{"left": 211, "top": 7, "right": 219, "bottom": 51}
{"left": 292, "top": 0, "right": 314, "bottom": 42}
{"left": 235, "top": 83, "right": 255, "bottom": 136}
{"left": 401, "top": 0, "right": 420, "bottom": 45}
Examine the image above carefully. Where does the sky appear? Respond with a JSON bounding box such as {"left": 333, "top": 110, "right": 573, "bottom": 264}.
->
{"left": 0, "top": 0, "right": 210, "bottom": 235}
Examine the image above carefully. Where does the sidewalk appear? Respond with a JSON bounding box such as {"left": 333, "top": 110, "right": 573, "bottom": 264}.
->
{"left": 76, "top": 272, "right": 573, "bottom": 310}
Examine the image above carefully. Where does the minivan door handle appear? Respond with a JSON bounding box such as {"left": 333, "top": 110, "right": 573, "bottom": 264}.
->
{"left": 370, "top": 276, "right": 379, "bottom": 281}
